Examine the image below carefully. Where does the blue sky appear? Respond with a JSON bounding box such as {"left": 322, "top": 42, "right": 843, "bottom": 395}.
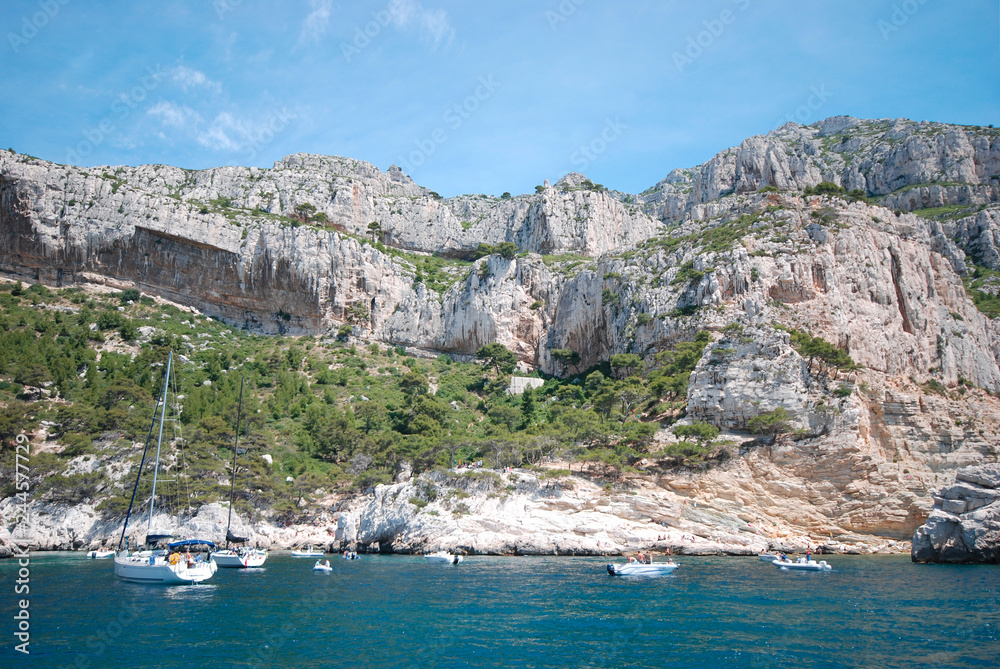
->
{"left": 1, "top": 0, "right": 997, "bottom": 197}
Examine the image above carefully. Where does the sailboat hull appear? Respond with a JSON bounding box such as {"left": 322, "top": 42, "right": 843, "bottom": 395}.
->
{"left": 114, "top": 553, "right": 217, "bottom": 584}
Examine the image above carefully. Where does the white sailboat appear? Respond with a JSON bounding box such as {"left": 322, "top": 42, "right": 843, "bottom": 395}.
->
{"left": 113, "top": 351, "right": 218, "bottom": 584}
{"left": 213, "top": 377, "right": 268, "bottom": 569}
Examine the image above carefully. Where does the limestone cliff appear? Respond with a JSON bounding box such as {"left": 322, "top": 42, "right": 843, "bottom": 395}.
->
{"left": 3, "top": 116, "right": 1000, "bottom": 553}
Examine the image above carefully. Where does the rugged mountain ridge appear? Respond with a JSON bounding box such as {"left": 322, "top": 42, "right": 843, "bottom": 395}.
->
{"left": 3, "top": 116, "right": 1000, "bottom": 555}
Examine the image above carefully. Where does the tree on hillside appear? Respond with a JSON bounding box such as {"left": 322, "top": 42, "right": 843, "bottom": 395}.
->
{"left": 347, "top": 302, "right": 371, "bottom": 329}
{"left": 477, "top": 343, "right": 517, "bottom": 378}
{"left": 494, "top": 242, "right": 518, "bottom": 260}
{"left": 610, "top": 353, "right": 643, "bottom": 379}
{"left": 748, "top": 407, "right": 794, "bottom": 438}
{"left": 550, "top": 348, "right": 580, "bottom": 377}
{"left": 614, "top": 377, "right": 649, "bottom": 420}
{"left": 293, "top": 203, "right": 317, "bottom": 221}
{"left": 399, "top": 372, "right": 429, "bottom": 403}
{"left": 674, "top": 420, "right": 719, "bottom": 444}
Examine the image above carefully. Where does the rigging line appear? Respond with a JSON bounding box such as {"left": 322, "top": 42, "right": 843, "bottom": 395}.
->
{"left": 171, "top": 363, "right": 193, "bottom": 519}
{"left": 226, "top": 375, "right": 245, "bottom": 548}
{"left": 146, "top": 351, "right": 173, "bottom": 538}
{"left": 117, "top": 356, "right": 168, "bottom": 551}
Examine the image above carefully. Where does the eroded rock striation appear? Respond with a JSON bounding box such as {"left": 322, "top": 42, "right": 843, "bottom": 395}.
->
{"left": 911, "top": 464, "right": 1000, "bottom": 563}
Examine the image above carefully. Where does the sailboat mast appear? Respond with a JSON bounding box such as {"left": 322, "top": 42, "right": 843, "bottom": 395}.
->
{"left": 116, "top": 387, "right": 165, "bottom": 551}
{"left": 146, "top": 350, "right": 173, "bottom": 537}
{"left": 225, "top": 376, "right": 245, "bottom": 548}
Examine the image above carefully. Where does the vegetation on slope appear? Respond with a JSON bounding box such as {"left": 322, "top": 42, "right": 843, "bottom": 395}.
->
{"left": 0, "top": 283, "right": 713, "bottom": 523}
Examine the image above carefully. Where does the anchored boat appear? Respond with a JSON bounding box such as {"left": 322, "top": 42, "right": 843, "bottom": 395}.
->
{"left": 213, "top": 377, "right": 268, "bottom": 569}
{"left": 113, "top": 352, "right": 217, "bottom": 585}
{"left": 87, "top": 549, "right": 115, "bottom": 559}
{"left": 424, "top": 552, "right": 463, "bottom": 564}
{"left": 291, "top": 546, "right": 325, "bottom": 558}
{"left": 772, "top": 557, "right": 832, "bottom": 571}
{"left": 607, "top": 561, "right": 679, "bottom": 576}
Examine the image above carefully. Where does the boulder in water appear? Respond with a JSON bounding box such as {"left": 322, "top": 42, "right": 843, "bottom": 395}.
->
{"left": 912, "top": 464, "right": 1000, "bottom": 563}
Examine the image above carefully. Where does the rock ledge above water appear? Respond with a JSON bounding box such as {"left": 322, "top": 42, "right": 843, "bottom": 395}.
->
{"left": 911, "top": 464, "right": 1000, "bottom": 563}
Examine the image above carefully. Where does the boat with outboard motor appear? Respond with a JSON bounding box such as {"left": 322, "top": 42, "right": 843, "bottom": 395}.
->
{"left": 87, "top": 549, "right": 115, "bottom": 559}
{"left": 759, "top": 553, "right": 779, "bottom": 562}
{"left": 291, "top": 546, "right": 325, "bottom": 558}
{"left": 113, "top": 351, "right": 217, "bottom": 584}
{"left": 607, "top": 560, "right": 679, "bottom": 576}
{"left": 424, "top": 551, "right": 463, "bottom": 564}
{"left": 772, "top": 556, "right": 832, "bottom": 571}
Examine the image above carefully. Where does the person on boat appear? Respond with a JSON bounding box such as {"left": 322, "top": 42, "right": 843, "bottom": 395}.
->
{"left": 779, "top": 552, "right": 787, "bottom": 561}
{"left": 806, "top": 549, "right": 812, "bottom": 562}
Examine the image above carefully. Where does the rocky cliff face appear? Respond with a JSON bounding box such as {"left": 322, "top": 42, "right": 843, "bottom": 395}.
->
{"left": 4, "top": 116, "right": 1000, "bottom": 552}
{"left": 640, "top": 117, "right": 1000, "bottom": 221}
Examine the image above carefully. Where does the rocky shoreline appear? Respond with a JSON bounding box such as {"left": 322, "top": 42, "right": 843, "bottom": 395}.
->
{"left": 2, "top": 467, "right": 912, "bottom": 559}
{"left": 911, "top": 463, "right": 1000, "bottom": 563}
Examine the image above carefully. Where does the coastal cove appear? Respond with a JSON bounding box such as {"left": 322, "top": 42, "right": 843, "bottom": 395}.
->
{"left": 2, "top": 553, "right": 997, "bottom": 667}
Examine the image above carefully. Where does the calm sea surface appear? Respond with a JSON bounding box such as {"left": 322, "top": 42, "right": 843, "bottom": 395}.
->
{"left": 2, "top": 553, "right": 998, "bottom": 668}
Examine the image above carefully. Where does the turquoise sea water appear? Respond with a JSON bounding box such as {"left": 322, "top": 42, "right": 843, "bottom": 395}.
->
{"left": 1, "top": 553, "right": 998, "bottom": 668}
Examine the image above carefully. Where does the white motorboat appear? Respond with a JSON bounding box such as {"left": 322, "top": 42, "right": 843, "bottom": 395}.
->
{"left": 87, "top": 550, "right": 115, "bottom": 559}
{"left": 759, "top": 553, "right": 779, "bottom": 562}
{"left": 213, "top": 547, "right": 268, "bottom": 568}
{"left": 215, "top": 377, "right": 268, "bottom": 569}
{"left": 312, "top": 560, "right": 333, "bottom": 572}
{"left": 607, "top": 561, "right": 679, "bottom": 576}
{"left": 113, "top": 352, "right": 217, "bottom": 585}
{"left": 291, "top": 546, "right": 325, "bottom": 558}
{"left": 772, "top": 557, "right": 832, "bottom": 571}
{"left": 424, "top": 551, "right": 463, "bottom": 564}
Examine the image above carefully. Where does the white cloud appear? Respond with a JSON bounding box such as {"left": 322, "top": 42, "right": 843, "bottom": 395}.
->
{"left": 388, "top": 0, "right": 454, "bottom": 48}
{"left": 297, "top": 0, "right": 335, "bottom": 49}
{"left": 196, "top": 112, "right": 254, "bottom": 152}
{"left": 148, "top": 101, "right": 203, "bottom": 129}
{"left": 170, "top": 65, "right": 222, "bottom": 94}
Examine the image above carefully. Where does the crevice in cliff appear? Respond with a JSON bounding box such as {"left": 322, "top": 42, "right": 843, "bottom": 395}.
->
{"left": 889, "top": 248, "right": 915, "bottom": 335}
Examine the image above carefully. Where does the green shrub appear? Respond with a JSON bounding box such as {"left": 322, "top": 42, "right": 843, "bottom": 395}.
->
{"left": 673, "top": 421, "right": 719, "bottom": 443}
{"left": 748, "top": 407, "right": 794, "bottom": 435}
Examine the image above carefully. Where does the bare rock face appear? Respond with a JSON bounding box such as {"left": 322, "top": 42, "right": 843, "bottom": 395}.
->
{"left": 346, "top": 470, "right": 770, "bottom": 556}
{"left": 912, "top": 464, "right": 1000, "bottom": 563}
{"left": 6, "top": 117, "right": 1000, "bottom": 552}
{"left": 639, "top": 117, "right": 1000, "bottom": 221}
{"left": 688, "top": 327, "right": 812, "bottom": 431}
